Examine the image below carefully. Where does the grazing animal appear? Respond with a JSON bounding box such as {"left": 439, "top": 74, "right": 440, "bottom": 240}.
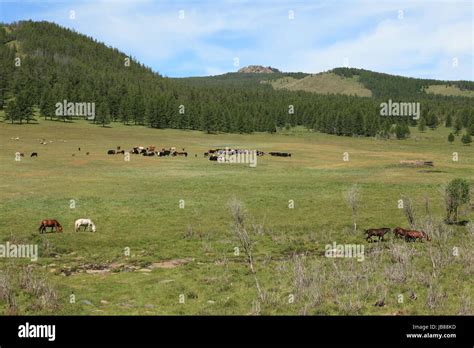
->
{"left": 86, "top": 152, "right": 90, "bottom": 155}
{"left": 365, "top": 228, "right": 391, "bottom": 242}
{"left": 143, "top": 151, "right": 155, "bottom": 156}
{"left": 39, "top": 219, "right": 63, "bottom": 234}
{"left": 30, "top": 152, "right": 38, "bottom": 157}
{"left": 74, "top": 218, "right": 96, "bottom": 232}
{"left": 404, "top": 230, "right": 431, "bottom": 242}
{"left": 78, "top": 147, "right": 81, "bottom": 151}
{"left": 116, "top": 150, "right": 125, "bottom": 155}
{"left": 174, "top": 151, "right": 188, "bottom": 157}
{"left": 393, "top": 227, "right": 410, "bottom": 238}
{"left": 107, "top": 150, "right": 116, "bottom": 155}
{"left": 269, "top": 152, "right": 291, "bottom": 157}
{"left": 195, "top": 154, "right": 197, "bottom": 158}
{"left": 158, "top": 150, "right": 171, "bottom": 157}
{"left": 209, "top": 155, "right": 219, "bottom": 161}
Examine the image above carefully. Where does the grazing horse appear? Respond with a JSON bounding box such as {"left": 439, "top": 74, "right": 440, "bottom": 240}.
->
{"left": 30, "top": 152, "right": 38, "bottom": 157}
{"left": 365, "top": 228, "right": 391, "bottom": 242}
{"left": 74, "top": 218, "right": 96, "bottom": 232}
{"left": 39, "top": 219, "right": 63, "bottom": 234}
{"left": 404, "top": 230, "right": 431, "bottom": 242}
{"left": 393, "top": 227, "right": 410, "bottom": 238}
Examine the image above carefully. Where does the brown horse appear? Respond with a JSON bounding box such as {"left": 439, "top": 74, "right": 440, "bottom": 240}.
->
{"left": 39, "top": 219, "right": 63, "bottom": 234}
{"left": 365, "top": 228, "right": 391, "bottom": 242}
{"left": 393, "top": 227, "right": 410, "bottom": 238}
{"left": 404, "top": 230, "right": 431, "bottom": 242}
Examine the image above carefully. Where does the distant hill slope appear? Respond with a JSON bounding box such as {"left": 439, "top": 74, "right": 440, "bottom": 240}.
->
{"left": 425, "top": 85, "right": 474, "bottom": 98}
{"left": 331, "top": 67, "right": 474, "bottom": 98}
{"left": 266, "top": 72, "right": 372, "bottom": 97}
{"left": 181, "top": 66, "right": 473, "bottom": 99}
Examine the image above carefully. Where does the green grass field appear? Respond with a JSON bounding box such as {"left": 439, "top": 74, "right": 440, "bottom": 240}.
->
{"left": 0, "top": 119, "right": 472, "bottom": 315}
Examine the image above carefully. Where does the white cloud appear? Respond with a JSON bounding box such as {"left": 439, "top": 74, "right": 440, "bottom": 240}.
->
{"left": 22, "top": 0, "right": 474, "bottom": 79}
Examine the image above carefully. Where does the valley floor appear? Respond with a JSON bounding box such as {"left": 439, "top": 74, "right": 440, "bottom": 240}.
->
{"left": 0, "top": 119, "right": 472, "bottom": 315}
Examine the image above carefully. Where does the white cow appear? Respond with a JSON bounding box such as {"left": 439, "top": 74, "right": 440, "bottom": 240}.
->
{"left": 74, "top": 218, "right": 96, "bottom": 232}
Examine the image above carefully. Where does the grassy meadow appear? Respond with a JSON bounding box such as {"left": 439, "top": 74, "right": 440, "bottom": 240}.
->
{"left": 0, "top": 118, "right": 473, "bottom": 315}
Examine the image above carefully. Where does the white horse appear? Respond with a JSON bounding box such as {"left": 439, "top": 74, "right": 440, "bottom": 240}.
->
{"left": 74, "top": 218, "right": 96, "bottom": 232}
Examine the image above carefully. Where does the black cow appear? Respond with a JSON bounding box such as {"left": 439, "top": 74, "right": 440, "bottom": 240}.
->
{"left": 116, "top": 150, "right": 125, "bottom": 155}
{"left": 209, "top": 155, "right": 219, "bottom": 161}
{"left": 30, "top": 152, "right": 38, "bottom": 157}
{"left": 269, "top": 152, "right": 291, "bottom": 157}
{"left": 107, "top": 150, "right": 116, "bottom": 155}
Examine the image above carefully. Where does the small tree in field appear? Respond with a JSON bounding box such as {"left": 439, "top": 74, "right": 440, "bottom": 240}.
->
{"left": 228, "top": 198, "right": 265, "bottom": 302}
{"left": 418, "top": 117, "right": 426, "bottom": 132}
{"left": 448, "top": 133, "right": 455, "bottom": 144}
{"left": 445, "top": 178, "right": 470, "bottom": 224}
{"left": 461, "top": 133, "right": 472, "bottom": 145}
{"left": 345, "top": 185, "right": 361, "bottom": 232}
{"left": 401, "top": 195, "right": 416, "bottom": 229}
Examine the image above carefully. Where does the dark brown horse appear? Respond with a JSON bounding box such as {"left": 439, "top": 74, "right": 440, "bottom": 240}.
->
{"left": 39, "top": 219, "right": 63, "bottom": 234}
{"left": 404, "top": 230, "right": 431, "bottom": 242}
{"left": 365, "top": 228, "right": 391, "bottom": 242}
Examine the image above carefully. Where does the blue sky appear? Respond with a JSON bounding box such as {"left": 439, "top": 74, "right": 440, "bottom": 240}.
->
{"left": 1, "top": 0, "right": 472, "bottom": 79}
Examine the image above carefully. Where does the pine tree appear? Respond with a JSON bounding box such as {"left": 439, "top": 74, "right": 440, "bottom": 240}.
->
{"left": 5, "top": 98, "right": 19, "bottom": 123}
{"left": 96, "top": 100, "right": 111, "bottom": 127}
{"left": 461, "top": 133, "right": 472, "bottom": 145}
{"left": 418, "top": 117, "right": 426, "bottom": 132}
{"left": 453, "top": 116, "right": 463, "bottom": 135}
{"left": 448, "top": 133, "right": 455, "bottom": 144}
{"left": 445, "top": 113, "right": 452, "bottom": 127}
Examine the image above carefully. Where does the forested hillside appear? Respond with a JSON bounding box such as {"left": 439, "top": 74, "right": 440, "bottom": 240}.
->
{"left": 1, "top": 20, "right": 473, "bottom": 138}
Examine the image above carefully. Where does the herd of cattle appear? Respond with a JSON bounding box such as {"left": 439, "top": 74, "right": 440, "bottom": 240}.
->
{"left": 365, "top": 227, "right": 431, "bottom": 242}
{"left": 205, "top": 148, "right": 290, "bottom": 161}
{"left": 107, "top": 145, "right": 188, "bottom": 157}
{"left": 105, "top": 145, "right": 292, "bottom": 160}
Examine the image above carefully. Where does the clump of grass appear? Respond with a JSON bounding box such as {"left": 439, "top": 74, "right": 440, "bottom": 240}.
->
{"left": 0, "top": 271, "right": 18, "bottom": 315}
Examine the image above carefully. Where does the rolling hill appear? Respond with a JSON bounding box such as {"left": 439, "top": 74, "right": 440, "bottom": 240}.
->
{"left": 1, "top": 20, "right": 473, "bottom": 138}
